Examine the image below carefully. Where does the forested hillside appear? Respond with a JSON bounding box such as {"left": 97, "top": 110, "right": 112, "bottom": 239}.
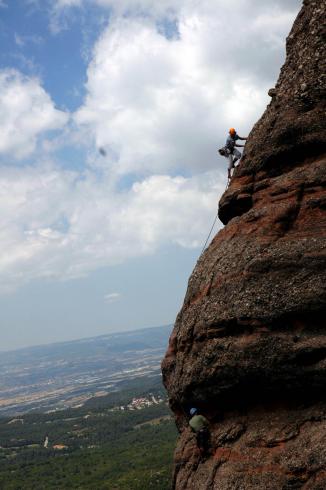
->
{"left": 0, "top": 377, "right": 177, "bottom": 489}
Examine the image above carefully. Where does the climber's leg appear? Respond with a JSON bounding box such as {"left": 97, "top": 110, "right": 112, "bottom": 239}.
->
{"left": 228, "top": 153, "right": 234, "bottom": 179}
{"left": 233, "top": 148, "right": 241, "bottom": 165}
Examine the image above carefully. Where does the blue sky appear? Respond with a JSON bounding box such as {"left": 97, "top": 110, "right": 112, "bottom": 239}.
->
{"left": 0, "top": 0, "right": 301, "bottom": 350}
{"left": 0, "top": 1, "right": 100, "bottom": 110}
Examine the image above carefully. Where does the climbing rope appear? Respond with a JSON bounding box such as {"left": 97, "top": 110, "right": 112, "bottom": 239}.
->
{"left": 200, "top": 179, "right": 230, "bottom": 256}
{"left": 200, "top": 206, "right": 220, "bottom": 256}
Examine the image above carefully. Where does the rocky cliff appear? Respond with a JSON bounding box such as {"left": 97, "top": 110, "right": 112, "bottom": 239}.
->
{"left": 162, "top": 1, "right": 326, "bottom": 488}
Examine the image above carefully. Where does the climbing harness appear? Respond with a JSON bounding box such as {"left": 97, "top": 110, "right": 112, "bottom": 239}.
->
{"left": 218, "top": 147, "right": 227, "bottom": 156}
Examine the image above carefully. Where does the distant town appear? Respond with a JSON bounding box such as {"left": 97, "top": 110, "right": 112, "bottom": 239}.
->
{"left": 110, "top": 394, "right": 165, "bottom": 412}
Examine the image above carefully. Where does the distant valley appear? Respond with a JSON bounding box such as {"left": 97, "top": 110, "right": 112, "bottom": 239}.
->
{"left": 0, "top": 325, "right": 172, "bottom": 416}
{"left": 0, "top": 370, "right": 176, "bottom": 489}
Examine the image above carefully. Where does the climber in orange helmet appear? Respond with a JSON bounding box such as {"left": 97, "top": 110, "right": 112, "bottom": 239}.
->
{"left": 219, "top": 128, "right": 247, "bottom": 180}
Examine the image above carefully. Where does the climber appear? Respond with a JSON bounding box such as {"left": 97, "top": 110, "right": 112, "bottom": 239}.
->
{"left": 219, "top": 128, "right": 247, "bottom": 180}
{"left": 189, "top": 407, "right": 210, "bottom": 456}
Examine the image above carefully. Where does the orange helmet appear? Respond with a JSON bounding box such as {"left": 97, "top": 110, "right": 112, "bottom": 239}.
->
{"left": 229, "top": 128, "right": 236, "bottom": 135}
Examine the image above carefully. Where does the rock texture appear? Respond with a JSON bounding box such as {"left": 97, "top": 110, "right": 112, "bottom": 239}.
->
{"left": 162, "top": 1, "right": 326, "bottom": 488}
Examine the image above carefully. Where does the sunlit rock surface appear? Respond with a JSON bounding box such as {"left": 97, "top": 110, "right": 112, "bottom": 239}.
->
{"left": 162, "top": 1, "right": 326, "bottom": 488}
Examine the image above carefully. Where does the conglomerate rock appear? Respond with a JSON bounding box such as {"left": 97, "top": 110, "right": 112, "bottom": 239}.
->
{"left": 162, "top": 1, "right": 326, "bottom": 488}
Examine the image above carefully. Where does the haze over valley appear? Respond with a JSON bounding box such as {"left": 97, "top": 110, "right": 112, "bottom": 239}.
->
{"left": 0, "top": 325, "right": 171, "bottom": 416}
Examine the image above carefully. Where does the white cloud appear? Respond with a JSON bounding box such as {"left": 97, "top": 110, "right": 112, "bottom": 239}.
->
{"left": 14, "top": 34, "right": 24, "bottom": 47}
{"left": 0, "top": 161, "right": 224, "bottom": 293}
{"left": 53, "top": 0, "right": 182, "bottom": 19}
{"left": 0, "top": 70, "right": 69, "bottom": 159}
{"left": 1, "top": 1, "right": 301, "bottom": 292}
{"left": 75, "top": 2, "right": 299, "bottom": 176}
{"left": 104, "top": 292, "right": 121, "bottom": 303}
{"left": 54, "top": 0, "right": 300, "bottom": 24}
{"left": 94, "top": 0, "right": 183, "bottom": 18}
{"left": 49, "top": 0, "right": 85, "bottom": 33}
{"left": 56, "top": 0, "right": 82, "bottom": 6}
{"left": 14, "top": 33, "right": 43, "bottom": 47}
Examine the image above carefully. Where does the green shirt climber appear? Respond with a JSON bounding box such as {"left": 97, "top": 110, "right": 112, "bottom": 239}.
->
{"left": 189, "top": 414, "right": 209, "bottom": 432}
{"left": 189, "top": 408, "right": 210, "bottom": 456}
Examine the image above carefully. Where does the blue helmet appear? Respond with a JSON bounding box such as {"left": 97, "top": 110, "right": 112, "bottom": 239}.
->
{"left": 190, "top": 407, "right": 197, "bottom": 416}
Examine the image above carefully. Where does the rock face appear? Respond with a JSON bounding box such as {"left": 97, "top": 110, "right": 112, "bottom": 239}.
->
{"left": 162, "top": 1, "right": 326, "bottom": 488}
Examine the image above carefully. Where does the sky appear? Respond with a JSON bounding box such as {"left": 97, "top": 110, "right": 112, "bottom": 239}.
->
{"left": 0, "top": 0, "right": 302, "bottom": 351}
